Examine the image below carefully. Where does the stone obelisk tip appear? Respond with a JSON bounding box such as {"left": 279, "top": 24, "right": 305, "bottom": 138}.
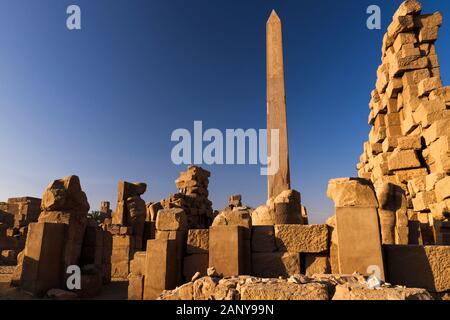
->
{"left": 267, "top": 10, "right": 281, "bottom": 24}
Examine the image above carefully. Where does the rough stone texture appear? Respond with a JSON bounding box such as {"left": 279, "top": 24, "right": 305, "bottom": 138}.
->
{"left": 186, "top": 229, "right": 209, "bottom": 254}
{"left": 251, "top": 252, "right": 300, "bottom": 278}
{"left": 357, "top": 0, "right": 450, "bottom": 246}
{"left": 304, "top": 254, "right": 331, "bottom": 276}
{"left": 335, "top": 207, "right": 385, "bottom": 280}
{"left": 128, "top": 274, "right": 144, "bottom": 300}
{"left": 384, "top": 245, "right": 450, "bottom": 292}
{"left": 212, "top": 207, "right": 252, "bottom": 229}
{"left": 240, "top": 282, "right": 328, "bottom": 300}
{"left": 110, "top": 235, "right": 133, "bottom": 279}
{"left": 183, "top": 254, "right": 209, "bottom": 281}
{"left": 274, "top": 224, "right": 329, "bottom": 253}
{"left": 327, "top": 178, "right": 378, "bottom": 208}
{"left": 155, "top": 208, "right": 187, "bottom": 231}
{"left": 161, "top": 166, "right": 214, "bottom": 229}
{"left": 267, "top": 10, "right": 291, "bottom": 199}
{"left": 19, "top": 223, "right": 65, "bottom": 296}
{"left": 333, "top": 284, "right": 432, "bottom": 300}
{"left": 158, "top": 274, "right": 433, "bottom": 301}
{"left": 208, "top": 226, "right": 250, "bottom": 277}
{"left": 143, "top": 239, "right": 178, "bottom": 300}
{"left": 41, "top": 176, "right": 89, "bottom": 213}
{"left": 251, "top": 226, "right": 276, "bottom": 253}
{"left": 252, "top": 189, "right": 303, "bottom": 225}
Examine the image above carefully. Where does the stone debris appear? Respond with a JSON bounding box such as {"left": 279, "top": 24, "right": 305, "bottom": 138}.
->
{"left": 357, "top": 0, "right": 450, "bottom": 245}
{"left": 158, "top": 274, "right": 433, "bottom": 300}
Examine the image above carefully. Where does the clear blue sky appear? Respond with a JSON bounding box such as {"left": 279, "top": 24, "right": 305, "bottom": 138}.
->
{"left": 0, "top": 0, "right": 449, "bottom": 223}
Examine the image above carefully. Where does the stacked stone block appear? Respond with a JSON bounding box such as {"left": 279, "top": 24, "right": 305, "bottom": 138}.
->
{"left": 184, "top": 229, "right": 209, "bottom": 281}
{"left": 251, "top": 224, "right": 329, "bottom": 278}
{"left": 107, "top": 181, "right": 147, "bottom": 279}
{"left": 160, "top": 166, "right": 214, "bottom": 229}
{"left": 11, "top": 175, "right": 105, "bottom": 297}
{"left": 357, "top": 0, "right": 450, "bottom": 244}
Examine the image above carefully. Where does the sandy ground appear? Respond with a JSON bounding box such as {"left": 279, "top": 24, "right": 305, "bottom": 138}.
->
{"left": 0, "top": 266, "right": 128, "bottom": 300}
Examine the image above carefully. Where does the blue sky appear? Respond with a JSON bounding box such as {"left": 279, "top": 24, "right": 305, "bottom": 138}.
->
{"left": 0, "top": 0, "right": 449, "bottom": 223}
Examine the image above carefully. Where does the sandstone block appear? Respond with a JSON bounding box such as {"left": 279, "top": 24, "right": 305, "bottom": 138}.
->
{"left": 393, "top": 0, "right": 422, "bottom": 19}
{"left": 251, "top": 252, "right": 300, "bottom": 278}
{"left": 41, "top": 175, "right": 89, "bottom": 212}
{"left": 19, "top": 223, "right": 65, "bottom": 296}
{"left": 385, "top": 245, "right": 450, "bottom": 292}
{"left": 186, "top": 229, "right": 209, "bottom": 254}
{"left": 412, "top": 191, "right": 437, "bottom": 211}
{"left": 393, "top": 33, "right": 417, "bottom": 53}
{"left": 435, "top": 176, "right": 450, "bottom": 202}
{"left": 418, "top": 77, "right": 442, "bottom": 97}
{"left": 423, "top": 119, "right": 450, "bottom": 146}
{"left": 117, "top": 181, "right": 146, "bottom": 201}
{"left": 327, "top": 178, "right": 378, "bottom": 208}
{"left": 414, "top": 12, "right": 443, "bottom": 28}
{"left": 274, "top": 224, "right": 328, "bottom": 253}
{"left": 128, "top": 274, "right": 144, "bottom": 300}
{"left": 335, "top": 207, "right": 385, "bottom": 280}
{"left": 388, "top": 149, "right": 421, "bottom": 171}
{"left": 155, "top": 208, "right": 187, "bottom": 231}
{"left": 397, "top": 136, "right": 421, "bottom": 150}
{"left": 386, "top": 78, "right": 403, "bottom": 98}
{"left": 304, "top": 254, "right": 331, "bottom": 276}
{"left": 251, "top": 226, "right": 276, "bottom": 253}
{"left": 130, "top": 251, "right": 146, "bottom": 276}
{"left": 212, "top": 207, "right": 252, "bottom": 229}
{"left": 183, "top": 254, "right": 208, "bottom": 281}
{"left": 332, "top": 284, "right": 432, "bottom": 300}
{"left": 387, "top": 15, "right": 414, "bottom": 40}
{"left": 143, "top": 239, "right": 178, "bottom": 300}
{"left": 209, "top": 226, "right": 250, "bottom": 277}
{"left": 240, "top": 282, "right": 329, "bottom": 300}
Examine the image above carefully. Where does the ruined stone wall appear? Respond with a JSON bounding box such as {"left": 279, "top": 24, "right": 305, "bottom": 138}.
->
{"left": 357, "top": 0, "right": 450, "bottom": 244}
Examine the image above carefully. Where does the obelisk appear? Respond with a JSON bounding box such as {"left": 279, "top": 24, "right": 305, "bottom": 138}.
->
{"left": 267, "top": 10, "right": 291, "bottom": 199}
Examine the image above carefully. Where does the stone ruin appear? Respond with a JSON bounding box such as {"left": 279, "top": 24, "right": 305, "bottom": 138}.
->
{"left": 0, "top": 197, "right": 40, "bottom": 265}
{"left": 356, "top": 0, "right": 450, "bottom": 245}
{"left": 1, "top": 0, "right": 450, "bottom": 301}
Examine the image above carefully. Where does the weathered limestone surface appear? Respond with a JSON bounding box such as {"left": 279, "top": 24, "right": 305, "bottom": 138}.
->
{"left": 251, "top": 226, "right": 276, "bottom": 253}
{"left": 304, "top": 254, "right": 331, "bottom": 276}
{"left": 333, "top": 284, "right": 432, "bottom": 300}
{"left": 251, "top": 189, "right": 303, "bottom": 225}
{"left": 335, "top": 207, "right": 385, "bottom": 279}
{"left": 208, "top": 226, "right": 250, "bottom": 277}
{"left": 19, "top": 223, "right": 65, "bottom": 296}
{"left": 274, "top": 224, "right": 328, "bottom": 253}
{"left": 186, "top": 229, "right": 209, "bottom": 254}
{"left": 327, "top": 178, "right": 385, "bottom": 279}
{"left": 384, "top": 245, "right": 450, "bottom": 292}
{"left": 327, "top": 178, "right": 378, "bottom": 208}
{"left": 251, "top": 252, "right": 300, "bottom": 278}
{"left": 143, "top": 239, "right": 178, "bottom": 300}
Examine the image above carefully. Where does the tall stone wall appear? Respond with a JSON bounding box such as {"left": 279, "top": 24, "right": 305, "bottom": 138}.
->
{"left": 357, "top": 0, "right": 450, "bottom": 244}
